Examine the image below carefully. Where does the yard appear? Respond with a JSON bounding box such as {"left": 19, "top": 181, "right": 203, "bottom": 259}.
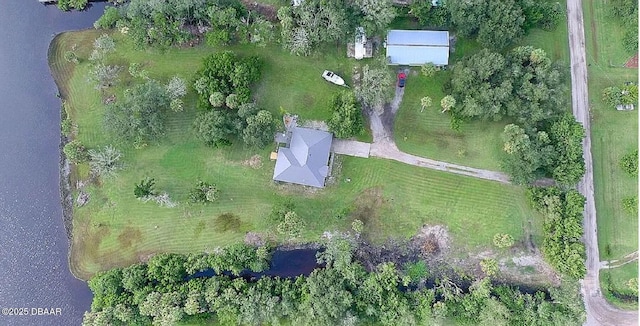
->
{"left": 393, "top": 3, "right": 571, "bottom": 171}
{"left": 582, "top": 0, "right": 638, "bottom": 309}
{"left": 51, "top": 30, "right": 541, "bottom": 280}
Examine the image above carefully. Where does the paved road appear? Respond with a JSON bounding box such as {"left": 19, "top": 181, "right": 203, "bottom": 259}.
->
{"left": 566, "top": 0, "right": 639, "bottom": 324}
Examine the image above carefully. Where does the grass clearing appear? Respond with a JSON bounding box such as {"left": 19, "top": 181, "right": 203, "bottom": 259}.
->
{"left": 582, "top": 0, "right": 638, "bottom": 309}
{"left": 52, "top": 30, "right": 540, "bottom": 280}
{"left": 393, "top": 4, "right": 571, "bottom": 170}
{"left": 601, "top": 262, "right": 639, "bottom": 310}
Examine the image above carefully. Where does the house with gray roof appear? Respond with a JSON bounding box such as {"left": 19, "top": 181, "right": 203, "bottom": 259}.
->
{"left": 273, "top": 127, "right": 333, "bottom": 188}
{"left": 385, "top": 30, "right": 450, "bottom": 66}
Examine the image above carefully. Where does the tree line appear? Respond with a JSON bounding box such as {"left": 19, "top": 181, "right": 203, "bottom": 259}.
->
{"left": 83, "top": 238, "right": 586, "bottom": 326}
{"left": 527, "top": 187, "right": 587, "bottom": 279}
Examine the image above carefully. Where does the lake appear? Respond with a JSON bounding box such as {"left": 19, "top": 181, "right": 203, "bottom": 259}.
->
{"left": 0, "top": 1, "right": 105, "bottom": 325}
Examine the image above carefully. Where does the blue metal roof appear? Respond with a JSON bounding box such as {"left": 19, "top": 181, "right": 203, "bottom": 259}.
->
{"left": 386, "top": 30, "right": 450, "bottom": 66}
{"left": 273, "top": 127, "right": 332, "bottom": 188}
{"left": 387, "top": 30, "right": 449, "bottom": 47}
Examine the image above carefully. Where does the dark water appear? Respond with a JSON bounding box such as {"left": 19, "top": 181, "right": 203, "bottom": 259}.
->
{"left": 0, "top": 2, "right": 106, "bottom": 325}
{"left": 189, "top": 249, "right": 321, "bottom": 280}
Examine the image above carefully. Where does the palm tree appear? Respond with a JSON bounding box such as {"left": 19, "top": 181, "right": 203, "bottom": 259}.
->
{"left": 420, "top": 96, "right": 432, "bottom": 112}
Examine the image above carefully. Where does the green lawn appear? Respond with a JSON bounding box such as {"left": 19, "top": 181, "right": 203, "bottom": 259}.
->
{"left": 601, "top": 263, "right": 639, "bottom": 310}
{"left": 393, "top": 4, "right": 571, "bottom": 170}
{"left": 52, "top": 30, "right": 540, "bottom": 280}
{"left": 582, "top": 0, "right": 638, "bottom": 309}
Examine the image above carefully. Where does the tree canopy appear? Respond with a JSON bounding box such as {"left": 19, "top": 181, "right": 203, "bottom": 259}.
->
{"left": 83, "top": 244, "right": 587, "bottom": 326}
{"left": 451, "top": 46, "right": 567, "bottom": 129}
{"left": 327, "top": 91, "right": 363, "bottom": 138}
{"left": 103, "top": 79, "right": 170, "bottom": 145}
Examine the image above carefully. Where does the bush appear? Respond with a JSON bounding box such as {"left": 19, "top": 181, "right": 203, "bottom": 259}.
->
{"left": 620, "top": 149, "right": 638, "bottom": 177}
{"left": 64, "top": 51, "right": 79, "bottom": 64}
{"left": 268, "top": 199, "right": 295, "bottom": 223}
{"left": 134, "top": 178, "right": 156, "bottom": 199}
{"left": 421, "top": 63, "right": 437, "bottom": 77}
{"left": 189, "top": 181, "right": 219, "bottom": 203}
{"left": 61, "top": 117, "right": 73, "bottom": 136}
{"left": 94, "top": 7, "right": 121, "bottom": 29}
{"left": 63, "top": 140, "right": 88, "bottom": 163}
{"left": 88, "top": 145, "right": 122, "bottom": 178}
{"left": 493, "top": 233, "right": 515, "bottom": 248}
{"left": 480, "top": 258, "right": 499, "bottom": 277}
{"left": 622, "top": 196, "right": 638, "bottom": 215}
{"left": 404, "top": 261, "right": 429, "bottom": 282}
{"left": 276, "top": 211, "right": 304, "bottom": 239}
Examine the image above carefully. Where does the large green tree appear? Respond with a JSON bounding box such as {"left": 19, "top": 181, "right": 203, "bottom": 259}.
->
{"left": 355, "top": 65, "right": 394, "bottom": 114}
{"left": 448, "top": 0, "right": 525, "bottom": 49}
{"left": 243, "top": 110, "right": 276, "bottom": 148}
{"left": 103, "top": 79, "right": 170, "bottom": 145}
{"left": 451, "top": 47, "right": 566, "bottom": 129}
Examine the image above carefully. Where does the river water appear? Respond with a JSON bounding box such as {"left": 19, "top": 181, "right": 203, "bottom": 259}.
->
{"left": 0, "top": 1, "right": 106, "bottom": 325}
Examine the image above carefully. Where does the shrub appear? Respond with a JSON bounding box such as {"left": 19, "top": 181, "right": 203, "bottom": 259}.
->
{"left": 277, "top": 211, "right": 304, "bottom": 239}
{"left": 421, "top": 63, "right": 437, "bottom": 77}
{"left": 327, "top": 91, "right": 363, "bottom": 139}
{"left": 63, "top": 140, "right": 88, "bottom": 163}
{"left": 134, "top": 178, "right": 156, "bottom": 199}
{"left": 622, "top": 196, "right": 638, "bottom": 215}
{"left": 480, "top": 258, "right": 499, "bottom": 277}
{"left": 88, "top": 145, "right": 122, "bottom": 178}
{"left": 64, "top": 51, "right": 79, "bottom": 64}
{"left": 493, "top": 233, "right": 515, "bottom": 248}
{"left": 268, "top": 199, "right": 295, "bottom": 223}
{"left": 404, "top": 261, "right": 429, "bottom": 282}
{"left": 189, "top": 181, "right": 219, "bottom": 203}
{"left": 61, "top": 117, "right": 73, "bottom": 136}
{"left": 620, "top": 149, "right": 638, "bottom": 177}
{"left": 94, "top": 7, "right": 121, "bottom": 29}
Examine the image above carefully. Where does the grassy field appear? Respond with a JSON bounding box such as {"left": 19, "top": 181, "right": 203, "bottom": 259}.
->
{"left": 51, "top": 30, "right": 540, "bottom": 280}
{"left": 394, "top": 5, "right": 571, "bottom": 170}
{"left": 582, "top": 0, "right": 638, "bottom": 308}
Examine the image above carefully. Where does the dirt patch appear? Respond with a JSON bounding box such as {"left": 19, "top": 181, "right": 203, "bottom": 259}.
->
{"left": 117, "top": 226, "right": 143, "bottom": 249}
{"left": 245, "top": 231, "right": 272, "bottom": 247}
{"left": 411, "top": 225, "right": 451, "bottom": 256}
{"left": 242, "top": 154, "right": 263, "bottom": 169}
{"left": 503, "top": 253, "right": 561, "bottom": 287}
{"left": 349, "top": 187, "right": 387, "bottom": 234}
{"left": 625, "top": 54, "right": 638, "bottom": 68}
{"left": 355, "top": 238, "right": 420, "bottom": 271}
{"left": 301, "top": 120, "right": 329, "bottom": 131}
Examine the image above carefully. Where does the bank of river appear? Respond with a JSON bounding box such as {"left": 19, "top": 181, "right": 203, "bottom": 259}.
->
{"left": 0, "top": 1, "right": 105, "bottom": 325}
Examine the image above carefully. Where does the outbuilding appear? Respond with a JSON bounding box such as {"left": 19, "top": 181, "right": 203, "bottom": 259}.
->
{"left": 385, "top": 30, "right": 450, "bottom": 66}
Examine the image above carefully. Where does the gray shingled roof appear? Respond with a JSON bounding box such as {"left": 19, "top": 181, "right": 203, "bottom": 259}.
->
{"left": 273, "top": 127, "right": 332, "bottom": 188}
{"left": 386, "top": 30, "right": 450, "bottom": 66}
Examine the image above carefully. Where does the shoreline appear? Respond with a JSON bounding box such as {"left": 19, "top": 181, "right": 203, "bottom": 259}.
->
{"left": 48, "top": 31, "right": 85, "bottom": 281}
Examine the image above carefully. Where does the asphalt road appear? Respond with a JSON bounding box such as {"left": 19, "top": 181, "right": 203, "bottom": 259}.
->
{"left": 566, "top": 0, "right": 639, "bottom": 324}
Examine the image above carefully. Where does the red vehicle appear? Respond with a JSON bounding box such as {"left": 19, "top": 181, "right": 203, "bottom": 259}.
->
{"left": 397, "top": 72, "right": 406, "bottom": 88}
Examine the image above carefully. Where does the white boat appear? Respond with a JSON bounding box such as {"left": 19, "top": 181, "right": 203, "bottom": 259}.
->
{"left": 322, "top": 70, "right": 347, "bottom": 87}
